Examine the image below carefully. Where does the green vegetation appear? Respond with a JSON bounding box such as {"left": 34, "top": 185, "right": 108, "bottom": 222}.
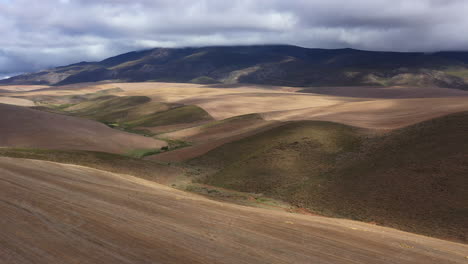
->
{"left": 190, "top": 76, "right": 220, "bottom": 84}
{"left": 126, "top": 139, "right": 192, "bottom": 158}
{"left": 445, "top": 68, "right": 468, "bottom": 79}
{"left": 49, "top": 103, "right": 76, "bottom": 110}
{"left": 162, "top": 138, "right": 192, "bottom": 149}
{"left": 125, "top": 138, "right": 191, "bottom": 159}
{"left": 125, "top": 148, "right": 166, "bottom": 158}
{"left": 192, "top": 116, "right": 468, "bottom": 242}
{"left": 192, "top": 121, "right": 362, "bottom": 170}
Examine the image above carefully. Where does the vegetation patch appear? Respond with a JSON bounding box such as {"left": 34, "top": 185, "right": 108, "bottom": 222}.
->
{"left": 125, "top": 148, "right": 166, "bottom": 158}
{"left": 126, "top": 138, "right": 192, "bottom": 158}
{"left": 191, "top": 116, "right": 468, "bottom": 242}
{"left": 445, "top": 68, "right": 468, "bottom": 80}
{"left": 190, "top": 76, "right": 220, "bottom": 84}
{"left": 161, "top": 138, "right": 192, "bottom": 149}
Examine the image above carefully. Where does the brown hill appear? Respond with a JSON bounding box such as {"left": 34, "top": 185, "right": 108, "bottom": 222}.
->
{"left": 0, "top": 103, "right": 166, "bottom": 153}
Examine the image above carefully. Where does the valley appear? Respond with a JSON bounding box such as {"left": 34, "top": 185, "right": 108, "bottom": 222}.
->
{"left": 1, "top": 81, "right": 467, "bottom": 250}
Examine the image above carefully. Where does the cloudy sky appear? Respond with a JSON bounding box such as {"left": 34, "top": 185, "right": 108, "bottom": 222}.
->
{"left": 1, "top": 0, "right": 468, "bottom": 76}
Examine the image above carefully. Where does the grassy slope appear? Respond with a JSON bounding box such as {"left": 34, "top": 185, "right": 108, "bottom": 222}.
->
{"left": 126, "top": 105, "right": 213, "bottom": 127}
{"left": 192, "top": 114, "right": 468, "bottom": 242}
{"left": 325, "top": 112, "right": 468, "bottom": 241}
{"left": 54, "top": 95, "right": 214, "bottom": 130}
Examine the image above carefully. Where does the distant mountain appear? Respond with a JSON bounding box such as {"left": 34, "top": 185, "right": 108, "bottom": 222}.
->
{"left": 2, "top": 45, "right": 468, "bottom": 89}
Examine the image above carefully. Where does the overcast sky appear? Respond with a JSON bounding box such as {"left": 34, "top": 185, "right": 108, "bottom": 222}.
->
{"left": 1, "top": 0, "right": 468, "bottom": 75}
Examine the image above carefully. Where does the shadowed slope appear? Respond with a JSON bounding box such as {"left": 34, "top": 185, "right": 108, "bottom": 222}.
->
{"left": 1, "top": 157, "right": 466, "bottom": 264}
{"left": 193, "top": 114, "right": 468, "bottom": 242}
{"left": 0, "top": 103, "right": 166, "bottom": 153}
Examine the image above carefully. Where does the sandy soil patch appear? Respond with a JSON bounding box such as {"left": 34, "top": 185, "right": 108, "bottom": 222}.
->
{"left": 263, "top": 97, "right": 468, "bottom": 129}
{"left": 0, "top": 97, "right": 35, "bottom": 106}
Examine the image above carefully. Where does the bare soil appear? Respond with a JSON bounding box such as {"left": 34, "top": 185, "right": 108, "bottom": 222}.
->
{"left": 1, "top": 157, "right": 466, "bottom": 264}
{"left": 0, "top": 103, "right": 166, "bottom": 153}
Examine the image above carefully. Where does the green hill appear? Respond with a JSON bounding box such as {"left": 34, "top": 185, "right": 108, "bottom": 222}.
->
{"left": 192, "top": 113, "right": 468, "bottom": 242}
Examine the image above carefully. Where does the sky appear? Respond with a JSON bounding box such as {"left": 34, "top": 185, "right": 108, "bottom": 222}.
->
{"left": 1, "top": 0, "right": 468, "bottom": 75}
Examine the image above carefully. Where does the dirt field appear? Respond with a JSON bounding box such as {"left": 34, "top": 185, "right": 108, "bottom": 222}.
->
{"left": 262, "top": 97, "right": 468, "bottom": 129}
{"left": 0, "top": 103, "right": 166, "bottom": 153}
{"left": 1, "top": 157, "right": 467, "bottom": 264}
{"left": 300, "top": 86, "right": 468, "bottom": 98}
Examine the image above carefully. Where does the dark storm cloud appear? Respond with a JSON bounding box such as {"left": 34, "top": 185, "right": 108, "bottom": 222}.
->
{"left": 0, "top": 0, "right": 467, "bottom": 74}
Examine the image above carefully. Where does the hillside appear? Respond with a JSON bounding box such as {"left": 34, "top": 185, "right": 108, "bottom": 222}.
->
{"left": 0, "top": 148, "right": 181, "bottom": 184}
{"left": 191, "top": 113, "right": 468, "bottom": 242}
{"left": 2, "top": 45, "right": 468, "bottom": 89}
{"left": 0, "top": 103, "right": 167, "bottom": 153}
{"left": 1, "top": 157, "right": 467, "bottom": 264}
{"left": 53, "top": 95, "right": 214, "bottom": 133}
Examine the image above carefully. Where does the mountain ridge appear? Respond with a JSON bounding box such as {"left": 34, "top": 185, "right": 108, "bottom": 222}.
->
{"left": 2, "top": 45, "right": 468, "bottom": 89}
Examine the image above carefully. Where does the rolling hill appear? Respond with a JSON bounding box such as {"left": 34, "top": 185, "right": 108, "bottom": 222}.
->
{"left": 51, "top": 95, "right": 214, "bottom": 133}
{"left": 191, "top": 113, "right": 468, "bottom": 242}
{"left": 2, "top": 45, "right": 468, "bottom": 89}
{"left": 0, "top": 103, "right": 167, "bottom": 153}
{"left": 1, "top": 157, "right": 466, "bottom": 264}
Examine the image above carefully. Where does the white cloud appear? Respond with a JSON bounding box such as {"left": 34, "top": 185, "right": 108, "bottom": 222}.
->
{"left": 0, "top": 0, "right": 467, "bottom": 74}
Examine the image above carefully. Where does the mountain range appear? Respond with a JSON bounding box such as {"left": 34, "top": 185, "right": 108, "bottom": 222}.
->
{"left": 2, "top": 45, "right": 468, "bottom": 89}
